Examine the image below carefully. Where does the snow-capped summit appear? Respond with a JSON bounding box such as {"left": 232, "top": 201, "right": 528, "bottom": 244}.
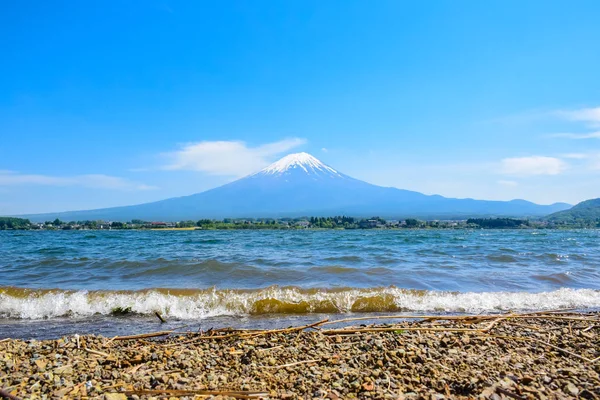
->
{"left": 257, "top": 152, "right": 341, "bottom": 178}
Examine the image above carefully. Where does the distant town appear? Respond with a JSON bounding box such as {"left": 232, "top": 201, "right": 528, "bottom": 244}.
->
{"left": 0, "top": 216, "right": 596, "bottom": 231}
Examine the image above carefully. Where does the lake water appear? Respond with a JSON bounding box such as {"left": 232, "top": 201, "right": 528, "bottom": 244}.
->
{"left": 1, "top": 229, "right": 599, "bottom": 338}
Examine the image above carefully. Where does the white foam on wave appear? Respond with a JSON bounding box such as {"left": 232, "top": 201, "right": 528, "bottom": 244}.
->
{"left": 0, "top": 290, "right": 235, "bottom": 320}
{"left": 1, "top": 287, "right": 599, "bottom": 319}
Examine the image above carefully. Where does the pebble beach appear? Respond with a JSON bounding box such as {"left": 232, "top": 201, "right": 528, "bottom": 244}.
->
{"left": 1, "top": 313, "right": 599, "bottom": 400}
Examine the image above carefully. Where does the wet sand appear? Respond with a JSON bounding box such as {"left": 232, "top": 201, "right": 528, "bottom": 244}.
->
{"left": 1, "top": 313, "right": 599, "bottom": 399}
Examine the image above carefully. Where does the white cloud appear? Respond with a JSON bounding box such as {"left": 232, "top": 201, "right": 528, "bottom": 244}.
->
{"left": 558, "top": 107, "right": 600, "bottom": 128}
{"left": 0, "top": 171, "right": 156, "bottom": 191}
{"left": 548, "top": 106, "right": 600, "bottom": 140}
{"left": 500, "top": 156, "right": 567, "bottom": 176}
{"left": 162, "top": 138, "right": 306, "bottom": 177}
{"left": 321, "top": 147, "right": 328, "bottom": 153}
{"left": 561, "top": 153, "right": 589, "bottom": 159}
{"left": 550, "top": 131, "right": 600, "bottom": 139}
{"left": 498, "top": 180, "right": 518, "bottom": 187}
{"left": 558, "top": 152, "right": 600, "bottom": 171}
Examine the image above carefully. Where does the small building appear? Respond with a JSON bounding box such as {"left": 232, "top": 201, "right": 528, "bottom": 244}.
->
{"left": 359, "top": 220, "right": 378, "bottom": 229}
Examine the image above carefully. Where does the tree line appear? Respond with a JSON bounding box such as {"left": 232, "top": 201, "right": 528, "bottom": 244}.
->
{"left": 0, "top": 217, "right": 31, "bottom": 230}
{"left": 2, "top": 216, "right": 592, "bottom": 230}
{"left": 466, "top": 218, "right": 529, "bottom": 229}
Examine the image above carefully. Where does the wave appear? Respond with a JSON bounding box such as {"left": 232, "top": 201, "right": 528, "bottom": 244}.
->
{"left": 486, "top": 254, "right": 518, "bottom": 263}
{"left": 323, "top": 256, "right": 363, "bottom": 263}
{"left": 1, "top": 286, "right": 599, "bottom": 320}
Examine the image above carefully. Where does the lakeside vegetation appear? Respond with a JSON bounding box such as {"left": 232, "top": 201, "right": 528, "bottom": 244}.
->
{"left": 2, "top": 215, "right": 599, "bottom": 231}
{"left": 545, "top": 198, "right": 600, "bottom": 225}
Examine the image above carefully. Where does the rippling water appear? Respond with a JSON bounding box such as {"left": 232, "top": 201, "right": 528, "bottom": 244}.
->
{"left": 1, "top": 229, "right": 599, "bottom": 338}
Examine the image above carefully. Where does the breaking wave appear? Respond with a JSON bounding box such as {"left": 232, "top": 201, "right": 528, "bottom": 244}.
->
{"left": 1, "top": 286, "right": 599, "bottom": 320}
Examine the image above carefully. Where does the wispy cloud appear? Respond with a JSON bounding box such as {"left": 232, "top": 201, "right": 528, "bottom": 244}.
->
{"left": 557, "top": 107, "right": 600, "bottom": 128}
{"left": 0, "top": 171, "right": 157, "bottom": 191}
{"left": 557, "top": 152, "right": 600, "bottom": 171}
{"left": 498, "top": 180, "right": 518, "bottom": 187}
{"left": 550, "top": 131, "right": 600, "bottom": 139}
{"left": 500, "top": 156, "right": 567, "bottom": 176}
{"left": 561, "top": 153, "right": 589, "bottom": 159}
{"left": 550, "top": 106, "right": 600, "bottom": 140}
{"left": 162, "top": 138, "right": 307, "bottom": 177}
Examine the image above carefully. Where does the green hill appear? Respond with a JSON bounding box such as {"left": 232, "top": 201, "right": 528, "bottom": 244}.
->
{"left": 546, "top": 198, "right": 600, "bottom": 225}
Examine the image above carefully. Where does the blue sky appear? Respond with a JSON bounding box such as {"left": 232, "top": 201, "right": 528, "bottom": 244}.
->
{"left": 1, "top": 0, "right": 600, "bottom": 214}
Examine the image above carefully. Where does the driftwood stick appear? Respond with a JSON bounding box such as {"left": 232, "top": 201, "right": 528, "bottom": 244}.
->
{"left": 0, "top": 388, "right": 22, "bottom": 400}
{"left": 83, "top": 348, "right": 112, "bottom": 358}
{"left": 509, "top": 315, "right": 600, "bottom": 322}
{"left": 162, "top": 319, "right": 328, "bottom": 347}
{"left": 476, "top": 334, "right": 531, "bottom": 341}
{"left": 530, "top": 338, "right": 595, "bottom": 363}
{"left": 123, "top": 389, "right": 268, "bottom": 398}
{"left": 263, "top": 359, "right": 318, "bottom": 369}
{"left": 320, "top": 314, "right": 498, "bottom": 326}
{"left": 320, "top": 311, "right": 595, "bottom": 327}
{"left": 516, "top": 308, "right": 577, "bottom": 315}
{"left": 323, "top": 326, "right": 485, "bottom": 334}
{"left": 322, "top": 318, "right": 502, "bottom": 335}
{"left": 154, "top": 311, "right": 166, "bottom": 323}
{"left": 257, "top": 345, "right": 284, "bottom": 352}
{"left": 582, "top": 324, "right": 595, "bottom": 332}
{"left": 243, "top": 318, "right": 329, "bottom": 336}
{"left": 189, "top": 319, "right": 328, "bottom": 341}
{"left": 111, "top": 330, "right": 174, "bottom": 341}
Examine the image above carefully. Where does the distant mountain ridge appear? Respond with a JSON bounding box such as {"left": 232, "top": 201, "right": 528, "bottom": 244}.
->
{"left": 18, "top": 153, "right": 571, "bottom": 222}
{"left": 546, "top": 198, "right": 600, "bottom": 223}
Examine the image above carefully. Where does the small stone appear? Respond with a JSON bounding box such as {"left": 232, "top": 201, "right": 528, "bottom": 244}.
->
{"left": 564, "top": 382, "right": 579, "bottom": 396}
{"left": 362, "top": 381, "right": 374, "bottom": 391}
{"left": 558, "top": 367, "right": 577, "bottom": 376}
{"left": 35, "top": 359, "right": 47, "bottom": 371}
{"left": 579, "top": 389, "right": 596, "bottom": 399}
{"left": 327, "top": 391, "right": 340, "bottom": 400}
{"left": 53, "top": 365, "right": 73, "bottom": 375}
{"left": 520, "top": 375, "right": 535, "bottom": 385}
{"left": 104, "top": 394, "right": 127, "bottom": 400}
{"left": 54, "top": 387, "right": 72, "bottom": 397}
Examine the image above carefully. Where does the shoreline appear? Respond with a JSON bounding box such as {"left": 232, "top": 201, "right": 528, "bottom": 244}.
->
{"left": 3, "top": 226, "right": 599, "bottom": 231}
{"left": 2, "top": 287, "right": 600, "bottom": 337}
{"left": 1, "top": 312, "right": 599, "bottom": 399}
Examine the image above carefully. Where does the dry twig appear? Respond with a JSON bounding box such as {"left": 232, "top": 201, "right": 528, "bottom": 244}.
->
{"left": 263, "top": 359, "right": 318, "bottom": 369}
{"left": 83, "top": 348, "right": 112, "bottom": 358}
{"left": 123, "top": 389, "right": 268, "bottom": 399}
{"left": 110, "top": 330, "right": 174, "bottom": 341}
{"left": 0, "top": 388, "right": 22, "bottom": 400}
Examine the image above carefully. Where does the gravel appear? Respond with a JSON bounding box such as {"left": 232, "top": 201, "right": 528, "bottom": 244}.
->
{"left": 1, "top": 314, "right": 599, "bottom": 399}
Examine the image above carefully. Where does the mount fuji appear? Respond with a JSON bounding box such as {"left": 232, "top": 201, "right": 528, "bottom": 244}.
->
{"left": 22, "top": 153, "right": 570, "bottom": 221}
